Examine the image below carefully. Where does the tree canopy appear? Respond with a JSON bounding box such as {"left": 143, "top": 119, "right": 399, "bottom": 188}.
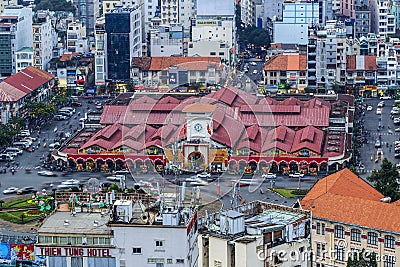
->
{"left": 34, "top": 0, "right": 75, "bottom": 13}
{"left": 238, "top": 26, "right": 270, "bottom": 48}
{"left": 347, "top": 249, "right": 377, "bottom": 267}
{"left": 368, "top": 158, "right": 400, "bottom": 201}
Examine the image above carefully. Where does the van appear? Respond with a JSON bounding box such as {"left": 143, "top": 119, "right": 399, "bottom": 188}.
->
{"left": 60, "top": 107, "right": 76, "bottom": 113}
{"left": 0, "top": 154, "right": 13, "bottom": 161}
{"left": 5, "top": 147, "right": 23, "bottom": 155}
{"left": 13, "top": 141, "right": 30, "bottom": 149}
{"left": 59, "top": 110, "right": 72, "bottom": 117}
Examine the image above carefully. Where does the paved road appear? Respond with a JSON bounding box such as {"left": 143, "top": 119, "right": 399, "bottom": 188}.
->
{"left": 357, "top": 98, "right": 399, "bottom": 178}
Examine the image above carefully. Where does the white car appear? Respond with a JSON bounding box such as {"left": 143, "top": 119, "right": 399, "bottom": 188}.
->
{"left": 376, "top": 108, "right": 382, "bottom": 115}
{"left": 396, "top": 163, "right": 400, "bottom": 169}
{"left": 190, "top": 179, "right": 208, "bottom": 186}
{"left": 395, "top": 128, "right": 400, "bottom": 132}
{"left": 197, "top": 172, "right": 211, "bottom": 178}
{"left": 106, "top": 175, "right": 124, "bottom": 181}
{"left": 380, "top": 96, "right": 391, "bottom": 100}
{"left": 250, "top": 62, "right": 257, "bottom": 66}
{"left": 366, "top": 105, "right": 373, "bottom": 111}
{"left": 2, "top": 187, "right": 19, "bottom": 194}
{"left": 252, "top": 69, "right": 258, "bottom": 75}
{"left": 289, "top": 172, "right": 304, "bottom": 178}
{"left": 37, "top": 170, "right": 58, "bottom": 177}
{"left": 262, "top": 173, "right": 277, "bottom": 179}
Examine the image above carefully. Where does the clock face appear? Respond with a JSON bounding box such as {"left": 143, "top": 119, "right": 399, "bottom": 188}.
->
{"left": 194, "top": 123, "right": 202, "bottom": 132}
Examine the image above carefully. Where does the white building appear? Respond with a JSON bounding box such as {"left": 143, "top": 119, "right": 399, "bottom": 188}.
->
{"left": 94, "top": 17, "right": 106, "bottom": 86}
{"left": 188, "top": 0, "right": 235, "bottom": 64}
{"left": 0, "top": 0, "right": 17, "bottom": 14}
{"left": 149, "top": 25, "right": 184, "bottom": 56}
{"left": 15, "top": 47, "right": 33, "bottom": 73}
{"left": 198, "top": 201, "right": 311, "bottom": 267}
{"left": 67, "top": 21, "right": 88, "bottom": 53}
{"left": 0, "top": 6, "right": 32, "bottom": 76}
{"left": 32, "top": 11, "right": 57, "bottom": 70}
{"left": 273, "top": 1, "right": 319, "bottom": 45}
{"left": 241, "top": 0, "right": 256, "bottom": 27}
{"left": 370, "top": 0, "right": 396, "bottom": 37}
{"left": 110, "top": 199, "right": 198, "bottom": 267}
{"left": 160, "top": 0, "right": 195, "bottom": 29}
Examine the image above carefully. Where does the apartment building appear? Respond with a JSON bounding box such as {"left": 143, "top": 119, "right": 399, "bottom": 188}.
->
{"left": 346, "top": 55, "right": 377, "bottom": 96}
{"left": 241, "top": 0, "right": 256, "bottom": 27}
{"left": 273, "top": 0, "right": 319, "bottom": 45}
{"left": 32, "top": 11, "right": 56, "bottom": 71}
{"left": 300, "top": 168, "right": 400, "bottom": 267}
{"left": 94, "top": 17, "right": 106, "bottom": 86}
{"left": 370, "top": 0, "right": 395, "bottom": 37}
{"left": 149, "top": 25, "right": 184, "bottom": 56}
{"left": 0, "top": 6, "right": 32, "bottom": 77}
{"left": 15, "top": 47, "right": 33, "bottom": 73}
{"left": 73, "top": 0, "right": 100, "bottom": 37}
{"left": 160, "top": 0, "right": 195, "bottom": 29}
{"left": 198, "top": 201, "right": 311, "bottom": 267}
{"left": 188, "top": 0, "right": 235, "bottom": 64}
{"left": 67, "top": 21, "right": 88, "bottom": 54}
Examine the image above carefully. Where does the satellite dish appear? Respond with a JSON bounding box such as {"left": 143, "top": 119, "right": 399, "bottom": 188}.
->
{"left": 87, "top": 178, "right": 100, "bottom": 195}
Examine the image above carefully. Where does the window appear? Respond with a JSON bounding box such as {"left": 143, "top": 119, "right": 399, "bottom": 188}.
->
{"left": 334, "top": 245, "right": 345, "bottom": 261}
{"left": 132, "top": 247, "right": 142, "bottom": 254}
{"left": 384, "top": 235, "right": 395, "bottom": 249}
{"left": 384, "top": 255, "right": 396, "bottom": 267}
{"left": 321, "top": 223, "right": 325, "bottom": 235}
{"left": 367, "top": 232, "right": 378, "bottom": 245}
{"left": 335, "top": 225, "right": 345, "bottom": 239}
{"left": 317, "top": 243, "right": 321, "bottom": 257}
{"left": 176, "top": 259, "right": 184, "bottom": 263}
{"left": 351, "top": 229, "right": 361, "bottom": 242}
{"left": 155, "top": 240, "right": 164, "bottom": 250}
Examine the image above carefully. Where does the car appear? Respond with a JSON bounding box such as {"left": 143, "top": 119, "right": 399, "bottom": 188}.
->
{"left": 37, "top": 171, "right": 58, "bottom": 177}
{"left": 190, "top": 178, "right": 208, "bottom": 186}
{"left": 106, "top": 175, "right": 124, "bottom": 181}
{"left": 289, "top": 172, "right": 304, "bottom": 178}
{"left": 380, "top": 95, "right": 391, "bottom": 100}
{"left": 2, "top": 187, "right": 19, "bottom": 194}
{"left": 5, "top": 147, "right": 23, "bottom": 155}
{"left": 262, "top": 173, "right": 276, "bottom": 179}
{"left": 376, "top": 108, "right": 382, "bottom": 115}
{"left": 197, "top": 172, "right": 211, "bottom": 178}
{"left": 48, "top": 142, "right": 60, "bottom": 151}
{"left": 71, "top": 102, "right": 82, "bottom": 107}
{"left": 327, "top": 147, "right": 339, "bottom": 152}
{"left": 55, "top": 115, "right": 67, "bottom": 121}
{"left": 394, "top": 118, "right": 400, "bottom": 124}
{"left": 391, "top": 109, "right": 399, "bottom": 115}
{"left": 5, "top": 151, "right": 17, "bottom": 158}
{"left": 250, "top": 62, "right": 257, "bottom": 66}
{"left": 395, "top": 153, "right": 400, "bottom": 159}
{"left": 375, "top": 139, "right": 381, "bottom": 148}
{"left": 377, "top": 101, "right": 385, "bottom": 107}
{"left": 366, "top": 105, "right": 373, "bottom": 111}
{"left": 395, "top": 128, "right": 400, "bottom": 132}
{"left": 57, "top": 179, "right": 80, "bottom": 189}
{"left": 17, "top": 186, "right": 36, "bottom": 195}
{"left": 252, "top": 69, "right": 258, "bottom": 75}
{"left": 185, "top": 176, "right": 198, "bottom": 183}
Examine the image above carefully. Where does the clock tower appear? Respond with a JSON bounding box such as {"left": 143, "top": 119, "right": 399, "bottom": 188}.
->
{"left": 181, "top": 103, "right": 216, "bottom": 170}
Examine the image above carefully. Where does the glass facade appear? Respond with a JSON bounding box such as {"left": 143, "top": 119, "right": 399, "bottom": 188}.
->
{"left": 105, "top": 13, "right": 131, "bottom": 81}
{"left": 0, "top": 34, "right": 12, "bottom": 76}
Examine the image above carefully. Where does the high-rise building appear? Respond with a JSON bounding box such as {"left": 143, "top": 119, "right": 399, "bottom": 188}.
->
{"left": 105, "top": 6, "right": 142, "bottom": 81}
{"left": 160, "top": 0, "right": 195, "bottom": 29}
{"left": 0, "top": 0, "right": 17, "bottom": 15}
{"left": 73, "top": 0, "right": 100, "bottom": 37}
{"left": 94, "top": 17, "right": 106, "bottom": 87}
{"left": 0, "top": 6, "right": 32, "bottom": 77}
{"left": 32, "top": 10, "right": 57, "bottom": 70}
{"left": 67, "top": 21, "right": 88, "bottom": 53}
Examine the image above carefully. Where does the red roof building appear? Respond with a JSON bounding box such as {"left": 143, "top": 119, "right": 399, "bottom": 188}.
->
{"left": 300, "top": 169, "right": 400, "bottom": 267}
{"left": 0, "top": 66, "right": 54, "bottom": 123}
{"left": 58, "top": 88, "right": 353, "bottom": 175}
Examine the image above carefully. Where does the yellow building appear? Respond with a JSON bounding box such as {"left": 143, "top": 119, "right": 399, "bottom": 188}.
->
{"left": 300, "top": 169, "right": 400, "bottom": 267}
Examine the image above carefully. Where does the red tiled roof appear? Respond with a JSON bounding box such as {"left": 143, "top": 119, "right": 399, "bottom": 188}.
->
{"left": 0, "top": 66, "right": 54, "bottom": 102}
{"left": 263, "top": 54, "right": 307, "bottom": 71}
{"left": 148, "top": 57, "right": 221, "bottom": 71}
{"left": 346, "top": 55, "right": 377, "bottom": 71}
{"left": 99, "top": 105, "right": 128, "bottom": 124}
{"left": 291, "top": 126, "right": 324, "bottom": 154}
{"left": 60, "top": 52, "right": 79, "bottom": 62}
{"left": 301, "top": 169, "right": 400, "bottom": 233}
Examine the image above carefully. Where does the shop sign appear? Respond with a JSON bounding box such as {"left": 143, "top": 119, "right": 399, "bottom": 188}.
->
{"left": 38, "top": 247, "right": 112, "bottom": 257}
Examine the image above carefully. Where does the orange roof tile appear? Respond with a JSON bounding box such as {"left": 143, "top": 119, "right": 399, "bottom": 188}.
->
{"left": 301, "top": 169, "right": 400, "bottom": 233}
{"left": 149, "top": 57, "right": 221, "bottom": 71}
{"left": 263, "top": 54, "right": 307, "bottom": 71}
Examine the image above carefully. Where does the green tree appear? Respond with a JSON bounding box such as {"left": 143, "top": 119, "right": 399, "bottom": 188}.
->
{"left": 346, "top": 249, "right": 377, "bottom": 267}
{"left": 34, "top": 0, "right": 75, "bottom": 32}
{"left": 368, "top": 158, "right": 400, "bottom": 201}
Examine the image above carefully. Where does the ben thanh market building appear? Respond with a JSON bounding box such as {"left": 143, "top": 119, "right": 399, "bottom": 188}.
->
{"left": 55, "top": 87, "right": 354, "bottom": 175}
